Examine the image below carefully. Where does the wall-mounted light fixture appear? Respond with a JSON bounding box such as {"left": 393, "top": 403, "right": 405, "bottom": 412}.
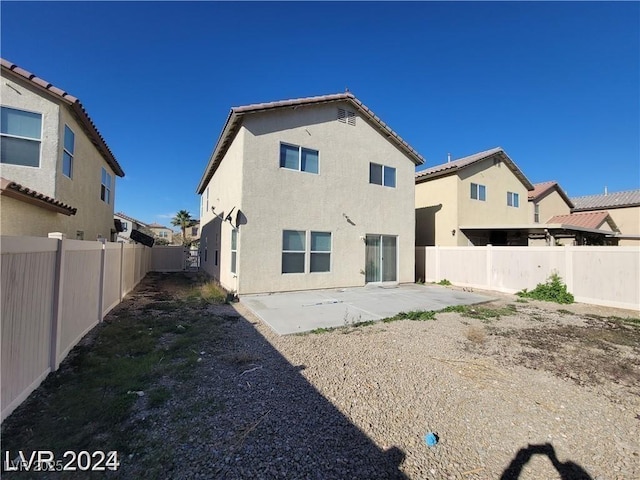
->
{"left": 451, "top": 229, "right": 456, "bottom": 236}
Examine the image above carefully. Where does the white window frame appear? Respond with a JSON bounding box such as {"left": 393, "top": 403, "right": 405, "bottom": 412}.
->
{"left": 310, "top": 231, "right": 332, "bottom": 273}
{"left": 100, "top": 167, "right": 112, "bottom": 204}
{"left": 63, "top": 125, "right": 74, "bottom": 178}
{"left": 534, "top": 204, "right": 540, "bottom": 223}
{"left": 507, "top": 191, "right": 519, "bottom": 208}
{"left": 230, "top": 228, "right": 238, "bottom": 274}
{"left": 282, "top": 230, "right": 306, "bottom": 274}
{"left": 279, "top": 143, "right": 319, "bottom": 174}
{"left": 0, "top": 106, "right": 42, "bottom": 168}
{"left": 369, "top": 163, "right": 396, "bottom": 188}
{"left": 471, "top": 183, "right": 486, "bottom": 201}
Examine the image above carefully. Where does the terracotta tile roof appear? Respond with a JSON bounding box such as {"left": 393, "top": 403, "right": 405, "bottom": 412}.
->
{"left": 528, "top": 181, "right": 574, "bottom": 208}
{"left": 148, "top": 222, "right": 170, "bottom": 229}
{"left": 1, "top": 58, "right": 124, "bottom": 177}
{"left": 414, "top": 147, "right": 534, "bottom": 190}
{"left": 0, "top": 177, "right": 77, "bottom": 215}
{"left": 114, "top": 212, "right": 147, "bottom": 227}
{"left": 547, "top": 211, "right": 617, "bottom": 231}
{"left": 571, "top": 189, "right": 640, "bottom": 211}
{"left": 196, "top": 92, "right": 425, "bottom": 194}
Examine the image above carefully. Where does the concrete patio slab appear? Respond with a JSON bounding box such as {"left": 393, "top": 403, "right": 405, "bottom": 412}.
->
{"left": 240, "top": 284, "right": 493, "bottom": 335}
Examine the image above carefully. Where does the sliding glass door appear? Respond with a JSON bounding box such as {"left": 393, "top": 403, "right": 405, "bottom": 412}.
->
{"left": 365, "top": 235, "right": 397, "bottom": 282}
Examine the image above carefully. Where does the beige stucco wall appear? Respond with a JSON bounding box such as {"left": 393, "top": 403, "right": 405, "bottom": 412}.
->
{"left": 415, "top": 175, "right": 458, "bottom": 246}
{"left": 1, "top": 72, "right": 117, "bottom": 240}
{"left": 200, "top": 102, "right": 416, "bottom": 294}
{"left": 457, "top": 158, "right": 530, "bottom": 232}
{"left": 1, "top": 73, "right": 59, "bottom": 197}
{"left": 529, "top": 189, "right": 571, "bottom": 224}
{"left": 0, "top": 196, "right": 62, "bottom": 236}
{"left": 199, "top": 128, "right": 245, "bottom": 293}
{"left": 607, "top": 206, "right": 640, "bottom": 246}
{"left": 56, "top": 107, "right": 117, "bottom": 240}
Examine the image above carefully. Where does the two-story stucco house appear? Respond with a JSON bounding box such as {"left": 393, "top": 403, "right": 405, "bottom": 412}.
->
{"left": 527, "top": 181, "right": 573, "bottom": 225}
{"left": 147, "top": 223, "right": 175, "bottom": 244}
{"left": 0, "top": 58, "right": 124, "bottom": 240}
{"left": 415, "top": 148, "right": 534, "bottom": 246}
{"left": 197, "top": 93, "right": 424, "bottom": 295}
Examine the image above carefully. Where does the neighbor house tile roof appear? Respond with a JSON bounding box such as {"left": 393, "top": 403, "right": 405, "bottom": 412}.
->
{"left": 547, "top": 211, "right": 617, "bottom": 231}
{"left": 0, "top": 177, "right": 77, "bottom": 215}
{"left": 571, "top": 189, "right": 640, "bottom": 211}
{"left": 197, "top": 92, "right": 425, "bottom": 194}
{"left": 148, "top": 223, "right": 170, "bottom": 229}
{"left": 115, "top": 212, "right": 147, "bottom": 227}
{"left": 528, "top": 181, "right": 574, "bottom": 208}
{"left": 1, "top": 58, "right": 124, "bottom": 177}
{"left": 414, "top": 147, "right": 534, "bottom": 190}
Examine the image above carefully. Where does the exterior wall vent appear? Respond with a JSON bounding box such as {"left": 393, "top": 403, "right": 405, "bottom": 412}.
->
{"left": 338, "top": 108, "right": 356, "bottom": 126}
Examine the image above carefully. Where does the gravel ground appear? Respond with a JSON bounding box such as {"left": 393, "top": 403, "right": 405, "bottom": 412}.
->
{"left": 120, "top": 276, "right": 639, "bottom": 480}
{"left": 5, "top": 274, "right": 637, "bottom": 479}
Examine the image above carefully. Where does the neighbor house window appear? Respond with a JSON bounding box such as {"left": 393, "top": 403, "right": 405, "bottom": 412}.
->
{"left": 471, "top": 183, "right": 486, "bottom": 201}
{"left": 122, "top": 221, "right": 128, "bottom": 232}
{"left": 158, "top": 231, "right": 168, "bottom": 238}
{"left": 101, "top": 168, "right": 112, "bottom": 203}
{"left": 0, "top": 106, "right": 42, "bottom": 167}
{"left": 310, "top": 231, "right": 331, "bottom": 273}
{"left": 369, "top": 163, "right": 396, "bottom": 188}
{"left": 534, "top": 204, "right": 540, "bottom": 223}
{"left": 231, "top": 229, "right": 238, "bottom": 274}
{"left": 282, "top": 230, "right": 306, "bottom": 273}
{"left": 280, "top": 143, "right": 319, "bottom": 174}
{"left": 191, "top": 226, "right": 198, "bottom": 236}
{"left": 507, "top": 191, "right": 519, "bottom": 208}
{"left": 63, "top": 125, "right": 74, "bottom": 178}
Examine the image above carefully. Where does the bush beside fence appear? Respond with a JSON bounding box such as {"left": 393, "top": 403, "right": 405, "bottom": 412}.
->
{"left": 416, "top": 245, "right": 640, "bottom": 311}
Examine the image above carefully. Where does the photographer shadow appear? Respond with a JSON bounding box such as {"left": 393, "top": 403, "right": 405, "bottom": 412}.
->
{"left": 501, "top": 443, "right": 593, "bottom": 480}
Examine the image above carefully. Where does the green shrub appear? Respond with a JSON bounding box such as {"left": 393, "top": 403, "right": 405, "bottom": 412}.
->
{"left": 517, "top": 273, "right": 574, "bottom": 304}
{"left": 437, "top": 279, "right": 452, "bottom": 286}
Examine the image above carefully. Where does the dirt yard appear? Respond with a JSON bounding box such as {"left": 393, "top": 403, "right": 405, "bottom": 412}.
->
{"left": 1, "top": 273, "right": 638, "bottom": 479}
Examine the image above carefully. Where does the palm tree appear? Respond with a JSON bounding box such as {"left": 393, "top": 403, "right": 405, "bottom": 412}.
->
{"left": 171, "top": 210, "right": 194, "bottom": 246}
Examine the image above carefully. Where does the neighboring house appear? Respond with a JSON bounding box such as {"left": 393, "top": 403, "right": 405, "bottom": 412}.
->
{"left": 528, "top": 181, "right": 573, "bottom": 224}
{"left": 528, "top": 182, "right": 619, "bottom": 246}
{"left": 114, "top": 212, "right": 148, "bottom": 243}
{"left": 187, "top": 220, "right": 200, "bottom": 245}
{"left": 197, "top": 92, "right": 424, "bottom": 295}
{"left": 147, "top": 223, "right": 174, "bottom": 244}
{"left": 415, "top": 148, "right": 534, "bottom": 246}
{"left": 571, "top": 189, "right": 640, "bottom": 246}
{"left": 0, "top": 58, "right": 124, "bottom": 240}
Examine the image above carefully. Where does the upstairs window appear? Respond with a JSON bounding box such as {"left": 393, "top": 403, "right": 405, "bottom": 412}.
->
{"left": 0, "top": 106, "right": 42, "bottom": 167}
{"left": 507, "top": 191, "right": 519, "bottom": 208}
{"left": 534, "top": 204, "right": 540, "bottom": 223}
{"left": 63, "top": 125, "right": 75, "bottom": 178}
{"left": 369, "top": 163, "right": 396, "bottom": 188}
{"left": 280, "top": 143, "right": 319, "bottom": 174}
{"left": 122, "top": 221, "right": 128, "bottom": 232}
{"left": 101, "top": 167, "right": 112, "bottom": 204}
{"left": 471, "top": 183, "right": 486, "bottom": 201}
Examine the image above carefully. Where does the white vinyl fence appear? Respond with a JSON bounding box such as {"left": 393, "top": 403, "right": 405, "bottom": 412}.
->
{"left": 1, "top": 234, "right": 154, "bottom": 422}
{"left": 416, "top": 246, "right": 640, "bottom": 311}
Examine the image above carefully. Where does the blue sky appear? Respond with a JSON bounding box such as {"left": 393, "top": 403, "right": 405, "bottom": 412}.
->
{"left": 2, "top": 1, "right": 638, "bottom": 227}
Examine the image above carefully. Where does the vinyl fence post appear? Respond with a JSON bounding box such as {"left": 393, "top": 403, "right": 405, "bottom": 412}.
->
{"left": 119, "top": 242, "right": 124, "bottom": 302}
{"left": 48, "top": 232, "right": 66, "bottom": 371}
{"left": 98, "top": 238, "right": 107, "bottom": 322}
